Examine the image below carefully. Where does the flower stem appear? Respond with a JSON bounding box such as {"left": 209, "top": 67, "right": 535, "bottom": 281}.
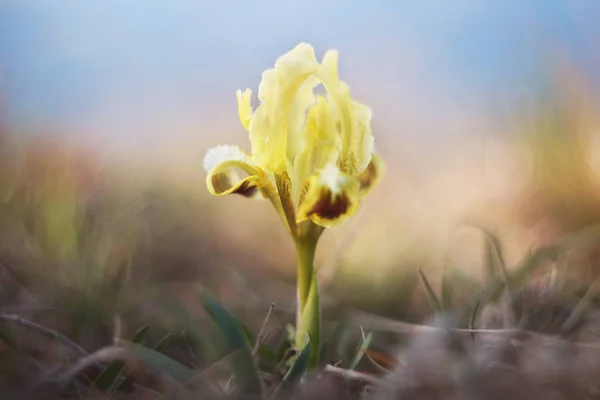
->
{"left": 295, "top": 237, "right": 321, "bottom": 368}
{"left": 296, "top": 239, "right": 316, "bottom": 314}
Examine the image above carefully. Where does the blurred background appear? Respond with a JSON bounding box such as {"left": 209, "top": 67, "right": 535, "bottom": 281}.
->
{"left": 1, "top": 0, "right": 600, "bottom": 322}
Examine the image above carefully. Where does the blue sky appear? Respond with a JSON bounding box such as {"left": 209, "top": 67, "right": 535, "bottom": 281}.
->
{"left": 0, "top": 0, "right": 598, "bottom": 132}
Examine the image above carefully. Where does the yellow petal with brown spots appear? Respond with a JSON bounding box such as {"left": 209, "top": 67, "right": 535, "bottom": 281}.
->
{"left": 297, "top": 164, "right": 361, "bottom": 228}
{"left": 357, "top": 152, "right": 385, "bottom": 196}
{"left": 204, "top": 145, "right": 264, "bottom": 198}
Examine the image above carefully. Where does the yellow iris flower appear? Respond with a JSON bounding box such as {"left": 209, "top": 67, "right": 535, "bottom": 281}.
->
{"left": 203, "top": 43, "right": 384, "bottom": 368}
{"left": 204, "top": 42, "right": 384, "bottom": 233}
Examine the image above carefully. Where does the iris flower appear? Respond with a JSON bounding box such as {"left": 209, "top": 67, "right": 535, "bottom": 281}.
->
{"left": 203, "top": 43, "right": 383, "bottom": 367}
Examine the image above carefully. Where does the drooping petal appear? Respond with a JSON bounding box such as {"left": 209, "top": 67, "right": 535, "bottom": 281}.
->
{"left": 317, "top": 51, "right": 374, "bottom": 177}
{"left": 297, "top": 164, "right": 361, "bottom": 228}
{"left": 236, "top": 89, "right": 253, "bottom": 130}
{"left": 249, "top": 43, "right": 320, "bottom": 173}
{"left": 357, "top": 152, "right": 385, "bottom": 196}
{"left": 203, "top": 145, "right": 263, "bottom": 198}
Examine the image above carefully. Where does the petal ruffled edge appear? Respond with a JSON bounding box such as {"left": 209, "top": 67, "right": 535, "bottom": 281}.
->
{"left": 204, "top": 145, "right": 263, "bottom": 198}
{"left": 357, "top": 152, "right": 385, "bottom": 196}
{"left": 249, "top": 42, "right": 320, "bottom": 174}
{"left": 296, "top": 164, "right": 361, "bottom": 228}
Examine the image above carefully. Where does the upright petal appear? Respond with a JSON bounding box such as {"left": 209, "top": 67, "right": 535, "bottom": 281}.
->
{"left": 319, "top": 50, "right": 341, "bottom": 91}
{"left": 317, "top": 51, "right": 374, "bottom": 176}
{"left": 236, "top": 89, "right": 253, "bottom": 130}
{"left": 249, "top": 43, "right": 319, "bottom": 173}
{"left": 286, "top": 75, "right": 319, "bottom": 163}
{"left": 292, "top": 95, "right": 340, "bottom": 204}
{"left": 204, "top": 145, "right": 264, "bottom": 198}
{"left": 345, "top": 98, "right": 375, "bottom": 175}
{"left": 297, "top": 164, "right": 361, "bottom": 228}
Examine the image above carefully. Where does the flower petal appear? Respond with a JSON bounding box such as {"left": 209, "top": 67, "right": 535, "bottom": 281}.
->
{"left": 204, "top": 145, "right": 263, "bottom": 198}
{"left": 286, "top": 75, "right": 319, "bottom": 163}
{"left": 236, "top": 89, "right": 253, "bottom": 130}
{"left": 291, "top": 95, "right": 340, "bottom": 204}
{"left": 297, "top": 164, "right": 361, "bottom": 228}
{"left": 357, "top": 152, "right": 385, "bottom": 196}
{"left": 249, "top": 43, "right": 320, "bottom": 173}
{"left": 203, "top": 145, "right": 252, "bottom": 172}
{"left": 317, "top": 51, "right": 374, "bottom": 176}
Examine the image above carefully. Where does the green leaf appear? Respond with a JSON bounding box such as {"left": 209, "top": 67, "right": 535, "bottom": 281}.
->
{"left": 153, "top": 333, "right": 171, "bottom": 353}
{"left": 333, "top": 323, "right": 352, "bottom": 366}
{"left": 482, "top": 230, "right": 507, "bottom": 286}
{"left": 468, "top": 299, "right": 481, "bottom": 340}
{"left": 132, "top": 325, "right": 149, "bottom": 344}
{"left": 515, "top": 224, "right": 600, "bottom": 282}
{"left": 128, "top": 342, "right": 197, "bottom": 382}
{"left": 482, "top": 224, "right": 600, "bottom": 305}
{"left": 237, "top": 319, "right": 279, "bottom": 364}
{"left": 161, "top": 294, "right": 214, "bottom": 359}
{"left": 349, "top": 331, "right": 373, "bottom": 370}
{"left": 201, "top": 292, "right": 264, "bottom": 397}
{"left": 270, "top": 336, "right": 311, "bottom": 400}
{"left": 274, "top": 330, "right": 293, "bottom": 364}
{"left": 94, "top": 325, "right": 151, "bottom": 392}
{"left": 561, "top": 278, "right": 600, "bottom": 334}
{"left": 282, "top": 336, "right": 311, "bottom": 384}
{"left": 119, "top": 333, "right": 173, "bottom": 392}
{"left": 94, "top": 360, "right": 126, "bottom": 392}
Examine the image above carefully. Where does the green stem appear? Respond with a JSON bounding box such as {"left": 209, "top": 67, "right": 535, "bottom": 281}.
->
{"left": 296, "top": 239, "right": 317, "bottom": 315}
{"left": 295, "top": 237, "right": 321, "bottom": 368}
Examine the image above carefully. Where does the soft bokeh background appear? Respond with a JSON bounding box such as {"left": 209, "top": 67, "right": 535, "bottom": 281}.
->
{"left": 1, "top": 0, "right": 600, "bottom": 319}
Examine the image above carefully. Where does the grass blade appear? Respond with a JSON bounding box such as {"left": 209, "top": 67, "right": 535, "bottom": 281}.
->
{"left": 118, "top": 333, "right": 174, "bottom": 392}
{"left": 270, "top": 335, "right": 311, "bottom": 400}
{"left": 482, "top": 230, "right": 506, "bottom": 285}
{"left": 161, "top": 293, "right": 214, "bottom": 360}
{"left": 131, "top": 325, "right": 149, "bottom": 344}
{"left": 481, "top": 224, "right": 600, "bottom": 305}
{"left": 153, "top": 333, "right": 171, "bottom": 353}
{"left": 282, "top": 336, "right": 311, "bottom": 384}
{"left": 417, "top": 268, "right": 442, "bottom": 312}
{"left": 128, "top": 341, "right": 197, "bottom": 382}
{"left": 201, "top": 292, "right": 264, "bottom": 397}
{"left": 94, "top": 325, "right": 151, "bottom": 391}
{"left": 468, "top": 299, "right": 481, "bottom": 340}
{"left": 514, "top": 224, "right": 600, "bottom": 285}
{"left": 349, "top": 330, "right": 373, "bottom": 371}
{"left": 561, "top": 278, "right": 600, "bottom": 334}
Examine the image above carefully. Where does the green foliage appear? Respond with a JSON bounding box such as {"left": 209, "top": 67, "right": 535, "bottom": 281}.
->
{"left": 202, "top": 292, "right": 264, "bottom": 397}
{"left": 127, "top": 341, "right": 197, "bottom": 382}
{"left": 417, "top": 268, "right": 442, "bottom": 313}
{"left": 482, "top": 224, "right": 600, "bottom": 306}
{"left": 281, "top": 334, "right": 311, "bottom": 384}
{"left": 349, "top": 331, "right": 373, "bottom": 371}
{"left": 94, "top": 325, "right": 150, "bottom": 393}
